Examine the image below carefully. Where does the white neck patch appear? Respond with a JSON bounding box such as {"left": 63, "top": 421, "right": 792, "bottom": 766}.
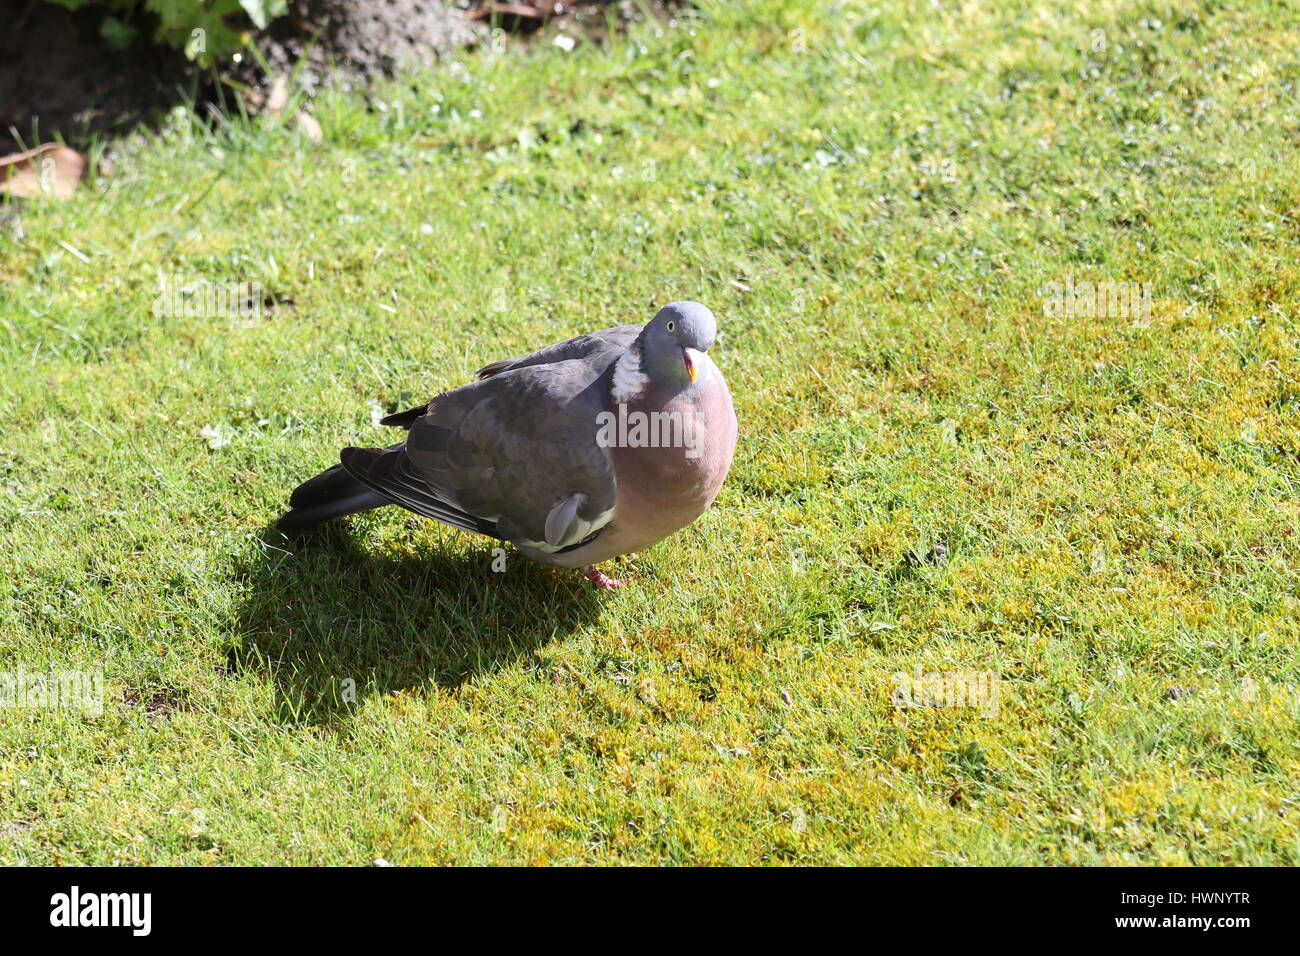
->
{"left": 610, "top": 342, "right": 649, "bottom": 403}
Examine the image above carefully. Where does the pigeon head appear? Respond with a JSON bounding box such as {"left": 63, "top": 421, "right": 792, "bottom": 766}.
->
{"left": 641, "top": 301, "right": 717, "bottom": 387}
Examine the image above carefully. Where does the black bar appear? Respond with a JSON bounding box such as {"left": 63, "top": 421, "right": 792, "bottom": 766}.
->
{"left": 2, "top": 866, "right": 1281, "bottom": 941}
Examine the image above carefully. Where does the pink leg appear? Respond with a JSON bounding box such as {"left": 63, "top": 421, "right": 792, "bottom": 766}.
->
{"left": 582, "top": 565, "right": 627, "bottom": 590}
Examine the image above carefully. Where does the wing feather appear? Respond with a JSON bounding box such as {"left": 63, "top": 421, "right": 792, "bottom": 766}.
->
{"left": 353, "top": 323, "right": 639, "bottom": 548}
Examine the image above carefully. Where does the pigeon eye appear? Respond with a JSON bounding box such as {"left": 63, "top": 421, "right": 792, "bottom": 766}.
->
{"left": 666, "top": 321, "right": 676, "bottom": 332}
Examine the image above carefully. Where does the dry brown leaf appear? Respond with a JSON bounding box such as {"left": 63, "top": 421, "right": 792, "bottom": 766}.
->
{"left": 0, "top": 144, "right": 87, "bottom": 201}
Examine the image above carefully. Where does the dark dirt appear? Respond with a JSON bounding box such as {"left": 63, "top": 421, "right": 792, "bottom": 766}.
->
{"left": 1, "top": 2, "right": 191, "bottom": 154}
{"left": 120, "top": 685, "right": 187, "bottom": 719}
{"left": 1, "top": 0, "right": 674, "bottom": 156}
{"left": 242, "top": 0, "right": 483, "bottom": 93}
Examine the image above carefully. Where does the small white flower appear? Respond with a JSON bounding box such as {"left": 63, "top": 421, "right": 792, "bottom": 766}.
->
{"left": 200, "top": 424, "right": 235, "bottom": 449}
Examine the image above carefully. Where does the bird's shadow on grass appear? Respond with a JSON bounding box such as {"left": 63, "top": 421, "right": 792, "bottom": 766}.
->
{"left": 227, "top": 521, "right": 603, "bottom": 726}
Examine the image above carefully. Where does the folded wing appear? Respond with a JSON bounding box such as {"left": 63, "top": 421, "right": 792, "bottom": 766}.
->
{"left": 343, "top": 350, "right": 623, "bottom": 551}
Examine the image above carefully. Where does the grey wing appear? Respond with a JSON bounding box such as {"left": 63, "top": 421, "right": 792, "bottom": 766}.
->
{"left": 379, "top": 325, "right": 639, "bottom": 428}
{"left": 346, "top": 361, "right": 618, "bottom": 552}
{"left": 337, "top": 446, "right": 501, "bottom": 537}
{"left": 473, "top": 325, "right": 640, "bottom": 380}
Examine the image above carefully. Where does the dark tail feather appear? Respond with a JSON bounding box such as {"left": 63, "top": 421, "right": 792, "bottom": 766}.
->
{"left": 277, "top": 460, "right": 391, "bottom": 530}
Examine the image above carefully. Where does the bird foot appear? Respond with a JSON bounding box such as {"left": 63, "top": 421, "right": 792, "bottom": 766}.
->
{"left": 582, "top": 565, "right": 627, "bottom": 590}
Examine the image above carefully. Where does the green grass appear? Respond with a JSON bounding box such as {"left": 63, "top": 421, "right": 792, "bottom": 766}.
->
{"left": 2, "top": 0, "right": 1299, "bottom": 865}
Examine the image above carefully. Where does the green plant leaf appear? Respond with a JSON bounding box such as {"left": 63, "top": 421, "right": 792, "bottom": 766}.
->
{"left": 239, "top": 0, "right": 288, "bottom": 30}
{"left": 100, "top": 16, "right": 139, "bottom": 50}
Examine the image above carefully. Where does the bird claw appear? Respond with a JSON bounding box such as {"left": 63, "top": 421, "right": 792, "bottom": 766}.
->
{"left": 582, "top": 565, "right": 627, "bottom": 590}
